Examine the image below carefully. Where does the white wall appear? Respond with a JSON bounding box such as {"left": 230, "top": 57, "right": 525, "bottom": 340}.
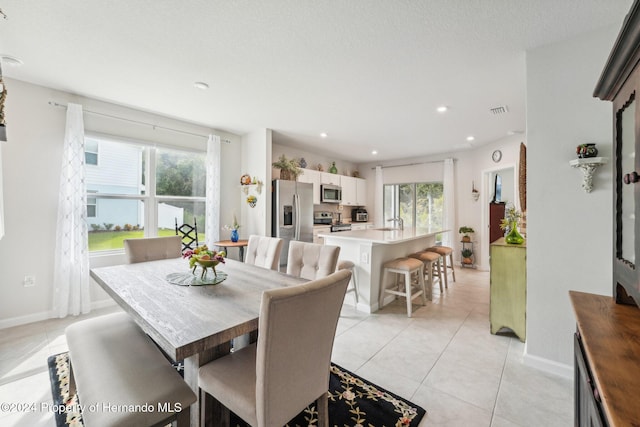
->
{"left": 241, "top": 129, "right": 273, "bottom": 238}
{"left": 0, "top": 78, "right": 241, "bottom": 327}
{"left": 525, "top": 25, "right": 617, "bottom": 374}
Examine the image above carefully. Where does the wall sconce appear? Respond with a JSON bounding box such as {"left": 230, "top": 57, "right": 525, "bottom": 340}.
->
{"left": 472, "top": 181, "right": 479, "bottom": 201}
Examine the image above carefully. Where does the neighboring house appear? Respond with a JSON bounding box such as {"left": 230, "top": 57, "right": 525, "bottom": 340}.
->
{"left": 84, "top": 136, "right": 183, "bottom": 230}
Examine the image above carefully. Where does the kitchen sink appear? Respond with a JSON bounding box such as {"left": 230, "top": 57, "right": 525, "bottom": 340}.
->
{"left": 373, "top": 227, "right": 400, "bottom": 231}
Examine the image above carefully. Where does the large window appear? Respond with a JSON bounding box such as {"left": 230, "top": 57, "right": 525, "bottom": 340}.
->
{"left": 384, "top": 182, "right": 443, "bottom": 233}
{"left": 85, "top": 136, "right": 206, "bottom": 252}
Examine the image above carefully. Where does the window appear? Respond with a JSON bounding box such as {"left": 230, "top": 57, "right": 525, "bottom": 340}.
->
{"left": 384, "top": 182, "right": 443, "bottom": 235}
{"left": 85, "top": 138, "right": 99, "bottom": 166}
{"left": 87, "top": 191, "right": 97, "bottom": 218}
{"left": 85, "top": 136, "right": 206, "bottom": 252}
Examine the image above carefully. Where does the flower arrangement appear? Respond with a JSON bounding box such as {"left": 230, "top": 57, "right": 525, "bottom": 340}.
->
{"left": 247, "top": 195, "right": 257, "bottom": 208}
{"left": 183, "top": 245, "right": 226, "bottom": 278}
{"left": 500, "top": 205, "right": 522, "bottom": 231}
{"left": 224, "top": 214, "right": 241, "bottom": 231}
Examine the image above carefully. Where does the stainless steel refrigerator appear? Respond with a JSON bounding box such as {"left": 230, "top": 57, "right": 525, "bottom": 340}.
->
{"left": 272, "top": 179, "right": 314, "bottom": 270}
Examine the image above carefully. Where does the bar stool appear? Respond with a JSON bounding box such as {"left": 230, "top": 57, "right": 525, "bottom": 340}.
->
{"left": 337, "top": 260, "right": 359, "bottom": 304}
{"left": 379, "top": 257, "right": 426, "bottom": 317}
{"left": 409, "top": 251, "right": 443, "bottom": 296}
{"left": 426, "top": 246, "right": 456, "bottom": 288}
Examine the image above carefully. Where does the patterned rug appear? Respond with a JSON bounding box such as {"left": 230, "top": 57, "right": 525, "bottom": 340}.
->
{"left": 48, "top": 352, "right": 426, "bottom": 427}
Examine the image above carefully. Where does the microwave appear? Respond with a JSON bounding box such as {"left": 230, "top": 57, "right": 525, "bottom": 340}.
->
{"left": 321, "top": 184, "right": 342, "bottom": 204}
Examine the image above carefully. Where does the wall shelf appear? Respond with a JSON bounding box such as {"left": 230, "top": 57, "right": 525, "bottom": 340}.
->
{"left": 569, "top": 157, "right": 608, "bottom": 193}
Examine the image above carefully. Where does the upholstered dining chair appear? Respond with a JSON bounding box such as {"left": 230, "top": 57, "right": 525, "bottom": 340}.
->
{"left": 198, "top": 269, "right": 352, "bottom": 427}
{"left": 244, "top": 235, "right": 284, "bottom": 270}
{"left": 286, "top": 241, "right": 341, "bottom": 280}
{"left": 123, "top": 236, "right": 182, "bottom": 264}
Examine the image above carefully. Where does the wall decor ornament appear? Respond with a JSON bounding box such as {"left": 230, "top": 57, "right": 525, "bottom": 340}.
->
{"left": 0, "top": 62, "right": 7, "bottom": 142}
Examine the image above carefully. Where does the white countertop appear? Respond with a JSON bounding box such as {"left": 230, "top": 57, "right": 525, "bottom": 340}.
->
{"left": 319, "top": 227, "right": 442, "bottom": 244}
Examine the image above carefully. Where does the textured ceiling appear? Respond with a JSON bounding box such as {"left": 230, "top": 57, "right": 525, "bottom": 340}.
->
{"left": 0, "top": 0, "right": 632, "bottom": 162}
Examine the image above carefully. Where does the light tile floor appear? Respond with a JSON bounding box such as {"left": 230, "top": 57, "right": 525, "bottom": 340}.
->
{"left": 0, "top": 268, "right": 572, "bottom": 427}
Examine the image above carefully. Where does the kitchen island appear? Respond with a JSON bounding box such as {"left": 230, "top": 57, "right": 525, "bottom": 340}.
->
{"left": 320, "top": 227, "right": 442, "bottom": 313}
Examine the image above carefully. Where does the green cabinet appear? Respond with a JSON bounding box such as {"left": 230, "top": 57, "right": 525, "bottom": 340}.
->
{"left": 490, "top": 238, "right": 526, "bottom": 342}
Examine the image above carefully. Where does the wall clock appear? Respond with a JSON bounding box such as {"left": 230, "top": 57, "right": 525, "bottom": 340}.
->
{"left": 492, "top": 150, "right": 502, "bottom": 163}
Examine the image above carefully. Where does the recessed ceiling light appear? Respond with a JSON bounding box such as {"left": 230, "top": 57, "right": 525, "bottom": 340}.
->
{"left": 320, "top": 132, "right": 328, "bottom": 138}
{"left": 372, "top": 150, "right": 378, "bottom": 155}
{"left": 466, "top": 136, "right": 475, "bottom": 141}
{"left": 193, "top": 81, "right": 209, "bottom": 90}
{"left": 0, "top": 55, "right": 23, "bottom": 66}
{"left": 436, "top": 106, "right": 448, "bottom": 113}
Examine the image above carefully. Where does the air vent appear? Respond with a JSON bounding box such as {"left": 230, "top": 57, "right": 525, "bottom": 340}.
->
{"left": 490, "top": 105, "right": 509, "bottom": 115}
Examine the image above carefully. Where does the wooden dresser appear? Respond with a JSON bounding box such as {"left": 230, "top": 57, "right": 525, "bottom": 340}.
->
{"left": 490, "top": 237, "right": 526, "bottom": 342}
{"left": 576, "top": 1, "right": 640, "bottom": 425}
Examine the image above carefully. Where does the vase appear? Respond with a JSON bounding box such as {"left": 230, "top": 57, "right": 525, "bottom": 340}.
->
{"left": 577, "top": 143, "right": 598, "bottom": 158}
{"left": 505, "top": 222, "right": 524, "bottom": 244}
{"left": 329, "top": 162, "right": 338, "bottom": 174}
{"left": 230, "top": 229, "right": 239, "bottom": 242}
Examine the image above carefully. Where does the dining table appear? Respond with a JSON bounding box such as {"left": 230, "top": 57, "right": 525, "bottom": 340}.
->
{"left": 90, "top": 257, "right": 307, "bottom": 427}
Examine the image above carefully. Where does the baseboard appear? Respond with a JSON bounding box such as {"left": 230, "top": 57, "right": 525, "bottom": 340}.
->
{"left": 0, "top": 299, "right": 116, "bottom": 329}
{"left": 523, "top": 351, "right": 573, "bottom": 380}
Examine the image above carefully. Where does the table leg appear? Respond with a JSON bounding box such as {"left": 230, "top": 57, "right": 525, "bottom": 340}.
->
{"left": 239, "top": 246, "right": 245, "bottom": 262}
{"left": 183, "top": 342, "right": 231, "bottom": 427}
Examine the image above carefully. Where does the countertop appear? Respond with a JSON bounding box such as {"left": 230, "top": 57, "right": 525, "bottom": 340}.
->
{"left": 319, "top": 227, "right": 442, "bottom": 244}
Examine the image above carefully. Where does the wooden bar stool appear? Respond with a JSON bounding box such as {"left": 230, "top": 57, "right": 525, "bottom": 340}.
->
{"left": 409, "top": 251, "right": 443, "bottom": 296}
{"left": 426, "top": 246, "right": 456, "bottom": 289}
{"left": 337, "top": 260, "right": 359, "bottom": 304}
{"left": 379, "top": 257, "right": 426, "bottom": 317}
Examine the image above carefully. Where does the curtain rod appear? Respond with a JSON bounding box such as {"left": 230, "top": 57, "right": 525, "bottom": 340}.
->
{"left": 371, "top": 159, "right": 453, "bottom": 170}
{"left": 48, "top": 101, "right": 231, "bottom": 144}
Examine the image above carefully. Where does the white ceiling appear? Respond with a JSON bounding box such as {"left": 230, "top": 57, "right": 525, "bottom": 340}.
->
{"left": 0, "top": 1, "right": 632, "bottom": 162}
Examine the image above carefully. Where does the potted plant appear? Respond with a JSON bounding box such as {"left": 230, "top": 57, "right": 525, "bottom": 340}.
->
{"left": 272, "top": 154, "right": 303, "bottom": 181}
{"left": 459, "top": 226, "right": 475, "bottom": 242}
{"left": 461, "top": 248, "right": 474, "bottom": 265}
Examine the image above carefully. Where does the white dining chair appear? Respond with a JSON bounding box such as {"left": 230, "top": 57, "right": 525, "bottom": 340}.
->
{"left": 244, "top": 235, "right": 284, "bottom": 270}
{"left": 198, "top": 269, "right": 352, "bottom": 427}
{"left": 286, "top": 241, "right": 340, "bottom": 280}
{"left": 123, "top": 236, "right": 182, "bottom": 264}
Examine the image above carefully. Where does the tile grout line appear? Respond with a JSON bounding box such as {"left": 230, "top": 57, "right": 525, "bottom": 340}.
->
{"left": 489, "top": 336, "right": 513, "bottom": 426}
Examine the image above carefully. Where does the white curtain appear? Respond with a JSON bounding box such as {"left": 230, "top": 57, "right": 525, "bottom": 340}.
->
{"left": 205, "top": 134, "right": 221, "bottom": 247}
{"left": 52, "top": 103, "right": 90, "bottom": 318}
{"left": 374, "top": 166, "right": 384, "bottom": 227}
{"left": 442, "top": 158, "right": 455, "bottom": 247}
{"left": 0, "top": 143, "right": 4, "bottom": 240}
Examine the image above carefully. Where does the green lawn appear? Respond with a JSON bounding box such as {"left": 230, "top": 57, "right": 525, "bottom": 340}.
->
{"left": 88, "top": 229, "right": 204, "bottom": 251}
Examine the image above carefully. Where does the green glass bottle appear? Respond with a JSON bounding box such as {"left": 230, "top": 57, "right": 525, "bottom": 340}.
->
{"left": 505, "top": 221, "right": 524, "bottom": 244}
{"left": 329, "top": 162, "right": 338, "bottom": 174}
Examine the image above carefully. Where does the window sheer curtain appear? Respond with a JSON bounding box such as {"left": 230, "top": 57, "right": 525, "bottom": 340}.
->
{"left": 442, "top": 158, "right": 455, "bottom": 247}
{"left": 0, "top": 143, "right": 4, "bottom": 240}
{"left": 52, "top": 103, "right": 91, "bottom": 317}
{"left": 205, "top": 134, "right": 221, "bottom": 247}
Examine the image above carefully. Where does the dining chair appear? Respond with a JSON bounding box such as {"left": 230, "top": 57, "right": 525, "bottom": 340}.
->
{"left": 286, "top": 241, "right": 340, "bottom": 280}
{"left": 244, "top": 235, "right": 284, "bottom": 270}
{"left": 198, "top": 269, "right": 352, "bottom": 427}
{"left": 175, "top": 216, "right": 198, "bottom": 253}
{"left": 123, "top": 235, "right": 182, "bottom": 263}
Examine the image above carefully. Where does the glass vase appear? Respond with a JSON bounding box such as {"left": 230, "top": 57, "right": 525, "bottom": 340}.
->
{"left": 230, "top": 229, "right": 239, "bottom": 242}
{"left": 505, "top": 222, "right": 524, "bottom": 245}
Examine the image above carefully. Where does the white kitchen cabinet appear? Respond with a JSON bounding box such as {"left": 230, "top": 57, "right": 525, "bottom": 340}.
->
{"left": 320, "top": 172, "right": 341, "bottom": 186}
{"left": 351, "top": 223, "right": 366, "bottom": 231}
{"left": 298, "top": 169, "right": 321, "bottom": 204}
{"left": 356, "top": 177, "right": 367, "bottom": 206}
{"left": 341, "top": 176, "right": 357, "bottom": 206}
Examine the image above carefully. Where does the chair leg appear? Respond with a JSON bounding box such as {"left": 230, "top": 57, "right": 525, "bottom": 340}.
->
{"left": 449, "top": 253, "right": 456, "bottom": 282}
{"left": 317, "top": 392, "right": 329, "bottom": 427}
{"left": 441, "top": 255, "right": 449, "bottom": 288}
{"left": 351, "top": 268, "right": 359, "bottom": 303}
{"left": 427, "top": 261, "right": 434, "bottom": 300}
{"left": 404, "top": 271, "right": 412, "bottom": 317}
{"left": 176, "top": 406, "right": 190, "bottom": 427}
{"left": 379, "top": 270, "right": 388, "bottom": 309}
{"left": 418, "top": 267, "right": 427, "bottom": 305}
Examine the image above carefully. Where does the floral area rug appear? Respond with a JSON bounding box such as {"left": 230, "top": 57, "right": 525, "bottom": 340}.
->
{"left": 48, "top": 352, "right": 426, "bottom": 427}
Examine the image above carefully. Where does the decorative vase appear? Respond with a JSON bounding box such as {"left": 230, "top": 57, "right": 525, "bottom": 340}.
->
{"left": 279, "top": 169, "right": 292, "bottom": 180}
{"left": 576, "top": 143, "right": 598, "bottom": 158}
{"left": 329, "top": 162, "right": 338, "bottom": 174}
{"left": 299, "top": 157, "right": 307, "bottom": 168}
{"left": 230, "top": 229, "right": 239, "bottom": 242}
{"left": 505, "top": 222, "right": 524, "bottom": 244}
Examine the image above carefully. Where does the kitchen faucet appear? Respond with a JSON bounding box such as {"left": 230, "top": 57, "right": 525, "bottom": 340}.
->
{"left": 387, "top": 217, "right": 404, "bottom": 230}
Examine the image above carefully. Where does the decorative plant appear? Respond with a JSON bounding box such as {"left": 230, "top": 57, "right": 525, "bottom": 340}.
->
{"left": 224, "top": 213, "right": 241, "bottom": 231}
{"left": 183, "top": 244, "right": 226, "bottom": 278}
{"left": 272, "top": 154, "right": 303, "bottom": 180}
{"left": 461, "top": 248, "right": 474, "bottom": 264}
{"left": 459, "top": 226, "right": 475, "bottom": 242}
{"left": 500, "top": 204, "right": 522, "bottom": 231}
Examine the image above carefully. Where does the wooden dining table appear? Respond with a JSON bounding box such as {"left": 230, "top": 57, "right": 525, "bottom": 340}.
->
{"left": 90, "top": 257, "right": 307, "bottom": 427}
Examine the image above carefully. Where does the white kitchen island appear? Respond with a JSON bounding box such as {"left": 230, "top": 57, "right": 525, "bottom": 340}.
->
{"left": 320, "top": 227, "right": 442, "bottom": 313}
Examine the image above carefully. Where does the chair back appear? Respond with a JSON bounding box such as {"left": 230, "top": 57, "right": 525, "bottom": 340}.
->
{"left": 123, "top": 236, "right": 182, "bottom": 264}
{"left": 244, "top": 235, "right": 283, "bottom": 270}
{"left": 175, "top": 217, "right": 199, "bottom": 253}
{"left": 286, "top": 241, "right": 340, "bottom": 280}
{"left": 256, "top": 269, "right": 351, "bottom": 427}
